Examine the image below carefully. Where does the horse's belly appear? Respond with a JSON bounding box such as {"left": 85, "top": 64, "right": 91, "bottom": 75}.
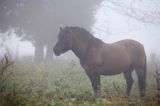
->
{"left": 98, "top": 63, "right": 130, "bottom": 75}
{"left": 100, "top": 69, "right": 123, "bottom": 75}
{"left": 99, "top": 49, "right": 131, "bottom": 75}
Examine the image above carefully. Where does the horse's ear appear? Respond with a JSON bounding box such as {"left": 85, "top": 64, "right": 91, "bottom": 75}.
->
{"left": 60, "top": 24, "right": 65, "bottom": 31}
{"left": 60, "top": 26, "right": 63, "bottom": 31}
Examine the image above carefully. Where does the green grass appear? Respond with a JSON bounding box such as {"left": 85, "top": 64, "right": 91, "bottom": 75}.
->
{"left": 0, "top": 60, "right": 159, "bottom": 106}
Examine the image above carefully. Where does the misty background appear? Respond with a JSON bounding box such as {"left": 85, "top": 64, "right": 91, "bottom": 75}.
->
{"left": 0, "top": 0, "right": 160, "bottom": 62}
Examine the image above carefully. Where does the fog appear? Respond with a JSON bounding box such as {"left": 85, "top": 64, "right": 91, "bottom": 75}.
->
{"left": 1, "top": 1, "right": 160, "bottom": 105}
{"left": 93, "top": 0, "right": 160, "bottom": 57}
{"left": 0, "top": 0, "right": 103, "bottom": 61}
{"left": 0, "top": 0, "right": 160, "bottom": 61}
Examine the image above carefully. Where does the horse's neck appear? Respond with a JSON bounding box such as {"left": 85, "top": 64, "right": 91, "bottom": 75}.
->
{"left": 71, "top": 37, "right": 90, "bottom": 60}
{"left": 72, "top": 46, "right": 89, "bottom": 61}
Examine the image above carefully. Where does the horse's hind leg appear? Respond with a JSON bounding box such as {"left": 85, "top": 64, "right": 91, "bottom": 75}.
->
{"left": 123, "top": 70, "right": 133, "bottom": 96}
{"left": 135, "top": 68, "right": 146, "bottom": 97}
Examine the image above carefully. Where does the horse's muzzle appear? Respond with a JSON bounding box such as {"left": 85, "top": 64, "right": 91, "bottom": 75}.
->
{"left": 53, "top": 47, "right": 61, "bottom": 56}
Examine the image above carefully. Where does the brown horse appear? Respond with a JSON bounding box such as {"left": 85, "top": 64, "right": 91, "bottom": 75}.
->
{"left": 53, "top": 26, "right": 146, "bottom": 97}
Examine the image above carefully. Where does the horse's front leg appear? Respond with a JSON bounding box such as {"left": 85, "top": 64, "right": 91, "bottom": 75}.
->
{"left": 87, "top": 72, "right": 100, "bottom": 97}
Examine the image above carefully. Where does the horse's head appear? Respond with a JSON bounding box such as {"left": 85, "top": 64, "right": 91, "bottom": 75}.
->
{"left": 53, "top": 27, "right": 73, "bottom": 56}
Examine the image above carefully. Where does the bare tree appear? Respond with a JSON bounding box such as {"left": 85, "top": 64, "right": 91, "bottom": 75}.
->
{"left": 0, "top": 54, "right": 13, "bottom": 76}
{"left": 103, "top": 0, "right": 160, "bottom": 25}
{"left": 154, "top": 63, "right": 160, "bottom": 104}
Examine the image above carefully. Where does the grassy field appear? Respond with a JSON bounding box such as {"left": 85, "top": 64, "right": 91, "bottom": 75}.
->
{"left": 0, "top": 59, "right": 159, "bottom": 106}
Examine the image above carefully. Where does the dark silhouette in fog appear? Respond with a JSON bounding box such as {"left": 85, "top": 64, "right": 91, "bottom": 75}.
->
{"left": 54, "top": 26, "right": 147, "bottom": 97}
{"left": 0, "top": 0, "right": 103, "bottom": 60}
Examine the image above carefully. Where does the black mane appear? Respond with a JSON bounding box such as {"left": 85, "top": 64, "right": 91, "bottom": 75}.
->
{"left": 68, "top": 26, "right": 103, "bottom": 47}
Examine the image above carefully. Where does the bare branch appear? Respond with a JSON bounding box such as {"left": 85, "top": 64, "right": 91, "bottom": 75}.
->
{"left": 153, "top": 62, "right": 160, "bottom": 104}
{"left": 103, "top": 0, "right": 160, "bottom": 25}
{"left": 0, "top": 54, "right": 14, "bottom": 76}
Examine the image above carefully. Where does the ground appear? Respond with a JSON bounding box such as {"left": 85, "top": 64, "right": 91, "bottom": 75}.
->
{"left": 0, "top": 59, "right": 159, "bottom": 106}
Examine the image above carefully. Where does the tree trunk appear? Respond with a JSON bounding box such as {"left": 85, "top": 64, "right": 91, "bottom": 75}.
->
{"left": 45, "top": 44, "right": 53, "bottom": 61}
{"left": 34, "top": 41, "right": 44, "bottom": 61}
